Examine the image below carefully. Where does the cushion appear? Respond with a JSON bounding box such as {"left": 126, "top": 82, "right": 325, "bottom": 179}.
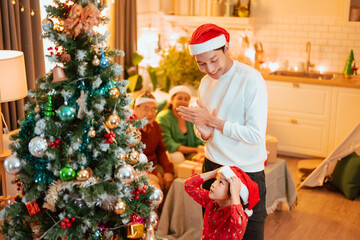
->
{"left": 330, "top": 152, "right": 360, "bottom": 200}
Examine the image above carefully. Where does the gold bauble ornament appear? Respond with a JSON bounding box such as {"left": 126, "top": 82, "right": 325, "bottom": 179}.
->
{"left": 109, "top": 87, "right": 120, "bottom": 99}
{"left": 125, "top": 124, "right": 141, "bottom": 147}
{"left": 34, "top": 105, "right": 42, "bottom": 114}
{"left": 92, "top": 55, "right": 100, "bottom": 66}
{"left": 114, "top": 199, "right": 126, "bottom": 214}
{"left": 88, "top": 127, "right": 96, "bottom": 138}
{"left": 128, "top": 150, "right": 139, "bottom": 164}
{"left": 105, "top": 113, "right": 120, "bottom": 129}
{"left": 77, "top": 166, "right": 90, "bottom": 181}
{"left": 118, "top": 152, "right": 128, "bottom": 161}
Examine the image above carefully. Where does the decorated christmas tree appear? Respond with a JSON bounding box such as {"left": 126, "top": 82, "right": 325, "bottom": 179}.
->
{"left": 0, "top": 0, "right": 162, "bottom": 239}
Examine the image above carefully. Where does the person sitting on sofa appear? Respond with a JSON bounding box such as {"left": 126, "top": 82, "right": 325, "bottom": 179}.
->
{"left": 133, "top": 90, "right": 174, "bottom": 191}
{"left": 156, "top": 85, "right": 205, "bottom": 164}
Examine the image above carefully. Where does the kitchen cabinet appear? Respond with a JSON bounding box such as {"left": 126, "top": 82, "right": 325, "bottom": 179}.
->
{"left": 266, "top": 79, "right": 360, "bottom": 157}
{"left": 328, "top": 87, "right": 360, "bottom": 151}
{"left": 266, "top": 81, "right": 332, "bottom": 157}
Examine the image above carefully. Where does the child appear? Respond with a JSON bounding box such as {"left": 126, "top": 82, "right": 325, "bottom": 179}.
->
{"left": 184, "top": 166, "right": 260, "bottom": 240}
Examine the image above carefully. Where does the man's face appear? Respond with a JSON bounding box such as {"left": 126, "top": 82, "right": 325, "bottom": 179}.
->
{"left": 134, "top": 102, "right": 157, "bottom": 124}
{"left": 194, "top": 44, "right": 231, "bottom": 79}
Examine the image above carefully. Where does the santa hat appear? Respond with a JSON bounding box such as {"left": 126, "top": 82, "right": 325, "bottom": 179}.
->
{"left": 168, "top": 85, "right": 192, "bottom": 102}
{"left": 219, "top": 166, "right": 260, "bottom": 217}
{"left": 188, "top": 23, "right": 230, "bottom": 56}
{"left": 134, "top": 90, "right": 157, "bottom": 107}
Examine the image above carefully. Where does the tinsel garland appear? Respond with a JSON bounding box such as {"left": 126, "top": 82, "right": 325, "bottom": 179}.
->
{"left": 44, "top": 177, "right": 98, "bottom": 211}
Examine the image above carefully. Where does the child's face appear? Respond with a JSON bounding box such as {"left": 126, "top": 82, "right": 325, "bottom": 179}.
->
{"left": 209, "top": 173, "right": 230, "bottom": 201}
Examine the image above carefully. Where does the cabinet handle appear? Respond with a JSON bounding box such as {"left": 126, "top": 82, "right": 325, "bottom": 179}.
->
{"left": 289, "top": 119, "right": 298, "bottom": 124}
{"left": 292, "top": 83, "right": 300, "bottom": 88}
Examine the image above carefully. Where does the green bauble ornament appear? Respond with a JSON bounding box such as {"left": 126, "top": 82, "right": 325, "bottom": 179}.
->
{"left": 44, "top": 95, "right": 55, "bottom": 117}
{"left": 58, "top": 105, "right": 76, "bottom": 121}
{"left": 59, "top": 163, "right": 76, "bottom": 181}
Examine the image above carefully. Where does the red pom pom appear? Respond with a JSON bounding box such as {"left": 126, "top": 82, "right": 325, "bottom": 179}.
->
{"left": 64, "top": 218, "right": 70, "bottom": 223}
{"left": 71, "top": 217, "right": 76, "bottom": 222}
{"left": 55, "top": 139, "right": 60, "bottom": 144}
{"left": 141, "top": 190, "right": 146, "bottom": 194}
{"left": 135, "top": 196, "right": 139, "bottom": 200}
{"left": 143, "top": 186, "right": 147, "bottom": 190}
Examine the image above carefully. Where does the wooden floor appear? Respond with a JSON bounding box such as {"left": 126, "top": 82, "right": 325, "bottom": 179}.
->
{"left": 265, "top": 155, "right": 360, "bottom": 240}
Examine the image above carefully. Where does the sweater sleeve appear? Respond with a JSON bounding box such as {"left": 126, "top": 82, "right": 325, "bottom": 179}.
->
{"left": 156, "top": 112, "right": 181, "bottom": 153}
{"left": 222, "top": 84, "right": 268, "bottom": 144}
{"left": 184, "top": 174, "right": 211, "bottom": 208}
{"left": 154, "top": 123, "right": 174, "bottom": 173}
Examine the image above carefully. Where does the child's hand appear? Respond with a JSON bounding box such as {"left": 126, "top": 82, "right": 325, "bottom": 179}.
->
{"left": 228, "top": 176, "right": 242, "bottom": 204}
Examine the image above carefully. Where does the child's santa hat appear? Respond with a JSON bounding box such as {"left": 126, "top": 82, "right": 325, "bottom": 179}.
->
{"left": 188, "top": 23, "right": 230, "bottom": 56}
{"left": 219, "top": 166, "right": 260, "bottom": 217}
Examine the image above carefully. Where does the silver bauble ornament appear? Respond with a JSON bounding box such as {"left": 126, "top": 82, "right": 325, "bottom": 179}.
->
{"left": 28, "top": 136, "right": 48, "bottom": 157}
{"left": 116, "top": 164, "right": 135, "bottom": 184}
{"left": 58, "top": 105, "right": 76, "bottom": 121}
{"left": 148, "top": 210, "right": 159, "bottom": 227}
{"left": 42, "top": 18, "right": 54, "bottom": 32}
{"left": 149, "top": 187, "right": 163, "bottom": 207}
{"left": 144, "top": 224, "right": 156, "bottom": 240}
{"left": 139, "top": 153, "right": 148, "bottom": 163}
{"left": 4, "top": 155, "right": 21, "bottom": 175}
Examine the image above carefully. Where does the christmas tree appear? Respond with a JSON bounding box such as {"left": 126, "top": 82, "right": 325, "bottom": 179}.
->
{"left": 0, "top": 0, "right": 162, "bottom": 239}
{"left": 343, "top": 49, "right": 354, "bottom": 76}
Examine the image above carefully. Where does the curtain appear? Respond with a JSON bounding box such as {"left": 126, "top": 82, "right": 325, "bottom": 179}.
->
{"left": 114, "top": 0, "right": 137, "bottom": 78}
{"left": 0, "top": 0, "right": 45, "bottom": 131}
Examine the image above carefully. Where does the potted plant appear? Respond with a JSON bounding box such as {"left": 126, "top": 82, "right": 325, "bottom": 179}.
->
{"left": 154, "top": 37, "right": 205, "bottom": 93}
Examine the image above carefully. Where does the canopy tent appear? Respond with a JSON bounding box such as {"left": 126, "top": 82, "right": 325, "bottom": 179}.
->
{"left": 300, "top": 122, "right": 360, "bottom": 188}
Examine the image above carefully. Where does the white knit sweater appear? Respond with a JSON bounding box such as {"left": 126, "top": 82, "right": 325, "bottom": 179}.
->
{"left": 197, "top": 60, "right": 268, "bottom": 172}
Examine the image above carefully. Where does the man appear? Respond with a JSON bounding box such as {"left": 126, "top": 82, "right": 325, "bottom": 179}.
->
{"left": 177, "top": 23, "right": 268, "bottom": 240}
{"left": 133, "top": 90, "right": 174, "bottom": 191}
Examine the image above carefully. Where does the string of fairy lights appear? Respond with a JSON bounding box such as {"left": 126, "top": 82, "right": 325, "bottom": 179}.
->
{"left": 10, "top": 0, "right": 38, "bottom": 16}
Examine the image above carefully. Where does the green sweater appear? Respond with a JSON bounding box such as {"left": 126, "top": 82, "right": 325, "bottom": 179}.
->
{"left": 156, "top": 109, "right": 205, "bottom": 153}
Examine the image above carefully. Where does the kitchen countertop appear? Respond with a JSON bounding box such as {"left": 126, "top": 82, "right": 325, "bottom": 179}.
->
{"left": 261, "top": 71, "right": 360, "bottom": 89}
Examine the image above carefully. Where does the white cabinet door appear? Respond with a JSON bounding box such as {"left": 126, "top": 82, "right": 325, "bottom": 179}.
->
{"left": 266, "top": 81, "right": 332, "bottom": 120}
{"left": 329, "top": 87, "right": 360, "bottom": 151}
{"left": 266, "top": 80, "right": 332, "bottom": 157}
{"left": 267, "top": 114, "right": 329, "bottom": 157}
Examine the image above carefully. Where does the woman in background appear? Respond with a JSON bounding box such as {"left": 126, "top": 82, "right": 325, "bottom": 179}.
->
{"left": 156, "top": 85, "right": 205, "bottom": 164}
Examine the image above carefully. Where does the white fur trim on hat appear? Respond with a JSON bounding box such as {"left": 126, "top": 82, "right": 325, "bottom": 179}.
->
{"left": 134, "top": 98, "right": 157, "bottom": 107}
{"left": 189, "top": 34, "right": 227, "bottom": 55}
{"left": 169, "top": 86, "right": 192, "bottom": 102}
{"left": 219, "top": 166, "right": 250, "bottom": 207}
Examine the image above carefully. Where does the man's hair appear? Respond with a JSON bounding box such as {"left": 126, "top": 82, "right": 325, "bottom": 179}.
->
{"left": 214, "top": 46, "right": 225, "bottom": 52}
